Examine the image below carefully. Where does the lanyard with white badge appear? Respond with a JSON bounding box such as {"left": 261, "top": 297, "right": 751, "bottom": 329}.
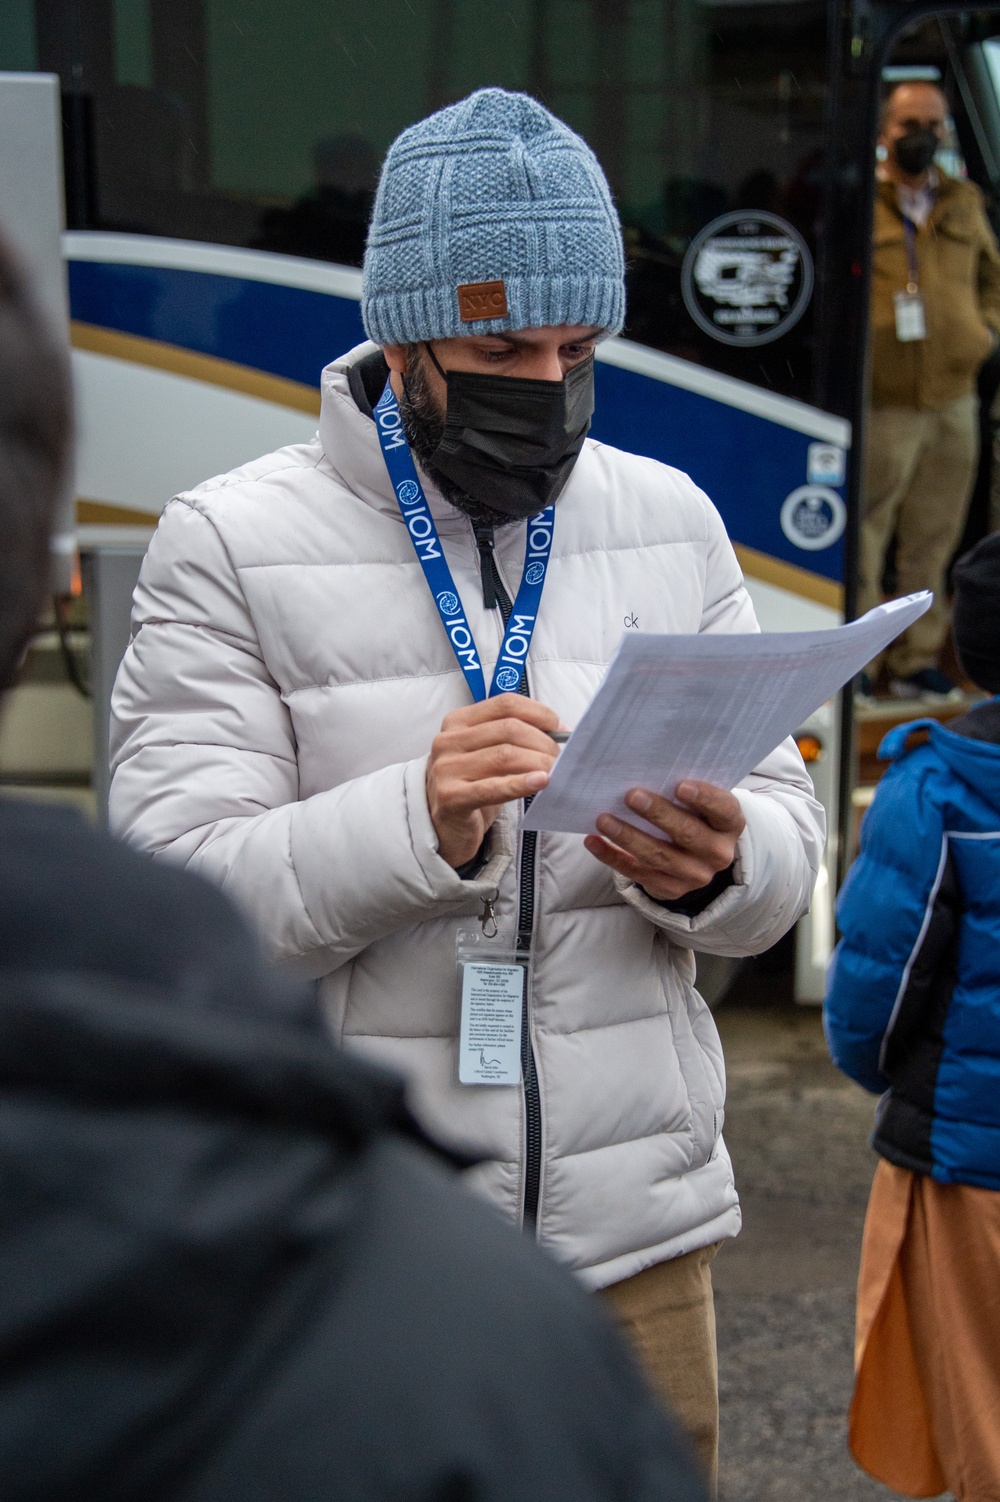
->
{"left": 373, "top": 374, "right": 555, "bottom": 1087}
{"left": 895, "top": 216, "right": 927, "bottom": 342}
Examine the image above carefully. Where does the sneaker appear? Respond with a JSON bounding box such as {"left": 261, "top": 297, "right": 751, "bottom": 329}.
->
{"left": 888, "top": 668, "right": 963, "bottom": 702}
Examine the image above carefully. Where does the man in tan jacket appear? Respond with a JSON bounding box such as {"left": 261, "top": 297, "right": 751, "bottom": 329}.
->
{"left": 862, "top": 80, "right": 1000, "bottom": 698}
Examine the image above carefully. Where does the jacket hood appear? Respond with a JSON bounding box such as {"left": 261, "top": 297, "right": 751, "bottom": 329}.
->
{"left": 880, "top": 711, "right": 1000, "bottom": 814}
{"left": 318, "top": 341, "right": 401, "bottom": 521}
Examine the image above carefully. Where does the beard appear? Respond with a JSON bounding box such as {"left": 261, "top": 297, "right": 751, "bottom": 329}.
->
{"left": 399, "top": 345, "right": 516, "bottom": 529}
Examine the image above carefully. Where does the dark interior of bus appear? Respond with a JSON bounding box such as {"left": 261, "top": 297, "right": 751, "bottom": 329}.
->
{"left": 3, "top": 0, "right": 887, "bottom": 411}
{"left": 7, "top": 1, "right": 997, "bottom": 490}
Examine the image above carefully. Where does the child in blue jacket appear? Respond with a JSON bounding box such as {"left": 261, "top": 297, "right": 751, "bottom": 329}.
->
{"left": 825, "top": 532, "right": 1000, "bottom": 1501}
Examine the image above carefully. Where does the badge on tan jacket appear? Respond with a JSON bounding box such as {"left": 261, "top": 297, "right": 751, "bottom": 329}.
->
{"left": 457, "top": 280, "right": 508, "bottom": 322}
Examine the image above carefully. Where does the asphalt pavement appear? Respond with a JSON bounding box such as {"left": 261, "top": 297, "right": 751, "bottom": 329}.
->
{"left": 711, "top": 1005, "right": 952, "bottom": 1502}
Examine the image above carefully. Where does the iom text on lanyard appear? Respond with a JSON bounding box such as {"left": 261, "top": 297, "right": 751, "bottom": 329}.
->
{"left": 373, "top": 377, "right": 554, "bottom": 701}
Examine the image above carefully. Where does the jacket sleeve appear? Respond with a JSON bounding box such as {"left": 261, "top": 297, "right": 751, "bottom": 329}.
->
{"left": 976, "top": 191, "right": 1000, "bottom": 336}
{"left": 109, "top": 499, "right": 513, "bottom": 978}
{"left": 613, "top": 498, "right": 825, "bottom": 956}
{"left": 823, "top": 750, "right": 946, "bottom": 1094}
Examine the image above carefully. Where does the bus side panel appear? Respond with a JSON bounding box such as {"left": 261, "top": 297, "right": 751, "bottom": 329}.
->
{"left": 591, "top": 362, "right": 846, "bottom": 585}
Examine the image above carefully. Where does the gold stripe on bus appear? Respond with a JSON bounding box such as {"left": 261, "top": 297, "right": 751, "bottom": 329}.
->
{"left": 734, "top": 543, "right": 844, "bottom": 611}
{"left": 69, "top": 321, "right": 322, "bottom": 416}
{"left": 76, "top": 498, "right": 159, "bottom": 526}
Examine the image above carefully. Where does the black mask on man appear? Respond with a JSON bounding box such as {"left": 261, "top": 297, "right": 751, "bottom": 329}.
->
{"left": 415, "top": 345, "right": 595, "bottom": 522}
{"left": 893, "top": 128, "right": 938, "bottom": 177}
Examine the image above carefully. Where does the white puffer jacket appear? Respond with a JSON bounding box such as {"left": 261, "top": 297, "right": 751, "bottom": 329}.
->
{"left": 110, "top": 342, "right": 824, "bottom": 1288}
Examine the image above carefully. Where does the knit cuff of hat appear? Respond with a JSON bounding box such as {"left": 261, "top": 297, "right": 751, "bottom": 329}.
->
{"left": 363, "top": 273, "right": 625, "bottom": 345}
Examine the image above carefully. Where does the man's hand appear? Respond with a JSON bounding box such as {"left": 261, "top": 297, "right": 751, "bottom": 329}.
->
{"left": 583, "top": 781, "right": 746, "bottom": 903}
{"left": 427, "top": 694, "right": 561, "bottom": 869}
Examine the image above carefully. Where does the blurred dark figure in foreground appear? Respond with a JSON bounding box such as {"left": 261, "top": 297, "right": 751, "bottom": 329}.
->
{"left": 0, "top": 241, "right": 705, "bottom": 1500}
{"left": 825, "top": 533, "right": 1000, "bottom": 1499}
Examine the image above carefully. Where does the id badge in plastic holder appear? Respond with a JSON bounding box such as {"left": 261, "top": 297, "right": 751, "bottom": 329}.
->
{"left": 456, "top": 929, "right": 525, "bottom": 1085}
{"left": 894, "top": 290, "right": 926, "bottom": 342}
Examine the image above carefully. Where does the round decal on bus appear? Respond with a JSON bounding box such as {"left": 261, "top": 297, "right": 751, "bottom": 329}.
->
{"left": 780, "top": 485, "right": 846, "bottom": 551}
{"left": 681, "top": 211, "right": 814, "bottom": 347}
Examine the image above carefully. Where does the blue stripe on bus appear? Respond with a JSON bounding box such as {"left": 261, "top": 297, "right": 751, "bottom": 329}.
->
{"left": 69, "top": 256, "right": 842, "bottom": 582}
{"left": 591, "top": 363, "right": 843, "bottom": 582}
{"left": 68, "top": 259, "right": 366, "bottom": 388}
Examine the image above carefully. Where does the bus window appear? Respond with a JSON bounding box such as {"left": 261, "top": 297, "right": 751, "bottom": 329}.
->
{"left": 8, "top": 0, "right": 834, "bottom": 404}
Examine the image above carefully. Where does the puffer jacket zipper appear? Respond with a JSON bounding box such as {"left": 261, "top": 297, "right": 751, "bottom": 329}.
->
{"left": 474, "top": 523, "right": 542, "bottom": 1231}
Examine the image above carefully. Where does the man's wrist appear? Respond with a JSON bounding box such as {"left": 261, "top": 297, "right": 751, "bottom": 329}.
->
{"left": 643, "top": 861, "right": 736, "bottom": 916}
{"left": 455, "top": 834, "right": 490, "bottom": 881}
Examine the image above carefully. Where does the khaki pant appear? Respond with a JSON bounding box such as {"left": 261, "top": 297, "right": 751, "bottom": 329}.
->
{"left": 602, "top": 1243, "right": 721, "bottom": 1494}
{"left": 860, "top": 394, "right": 979, "bottom": 678}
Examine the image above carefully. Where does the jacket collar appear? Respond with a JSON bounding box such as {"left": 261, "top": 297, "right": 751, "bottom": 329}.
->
{"left": 875, "top": 170, "right": 963, "bottom": 231}
{"left": 318, "top": 341, "right": 472, "bottom": 537}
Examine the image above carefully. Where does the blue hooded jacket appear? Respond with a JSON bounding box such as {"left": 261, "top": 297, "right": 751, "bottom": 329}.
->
{"left": 824, "top": 699, "right": 1000, "bottom": 1190}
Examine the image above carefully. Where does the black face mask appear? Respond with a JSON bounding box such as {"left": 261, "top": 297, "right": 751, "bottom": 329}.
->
{"left": 420, "top": 347, "right": 595, "bottom": 521}
{"left": 893, "top": 128, "right": 938, "bottom": 177}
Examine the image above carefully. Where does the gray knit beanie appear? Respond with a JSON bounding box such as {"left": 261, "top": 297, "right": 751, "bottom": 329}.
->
{"left": 362, "top": 88, "right": 625, "bottom": 344}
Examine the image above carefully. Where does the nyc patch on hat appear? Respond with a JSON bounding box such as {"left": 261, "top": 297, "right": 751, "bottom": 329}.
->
{"left": 457, "top": 280, "right": 508, "bottom": 322}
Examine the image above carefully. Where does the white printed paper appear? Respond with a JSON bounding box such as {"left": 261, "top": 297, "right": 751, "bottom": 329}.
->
{"left": 459, "top": 962, "right": 524, "bottom": 1085}
{"left": 523, "top": 593, "right": 931, "bottom": 836}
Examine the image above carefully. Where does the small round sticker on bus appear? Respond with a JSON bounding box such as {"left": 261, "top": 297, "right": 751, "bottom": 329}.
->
{"left": 682, "top": 211, "right": 814, "bottom": 347}
{"left": 780, "top": 485, "right": 846, "bottom": 551}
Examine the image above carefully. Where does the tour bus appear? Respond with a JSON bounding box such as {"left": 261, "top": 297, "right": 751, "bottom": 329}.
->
{"left": 3, "top": 0, "right": 999, "bottom": 1001}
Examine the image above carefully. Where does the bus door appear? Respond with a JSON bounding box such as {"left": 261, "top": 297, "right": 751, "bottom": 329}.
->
{"left": 824, "top": 3, "right": 1000, "bottom": 941}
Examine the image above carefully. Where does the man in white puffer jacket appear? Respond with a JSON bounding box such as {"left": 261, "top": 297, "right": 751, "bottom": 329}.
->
{"left": 109, "top": 88, "right": 823, "bottom": 1486}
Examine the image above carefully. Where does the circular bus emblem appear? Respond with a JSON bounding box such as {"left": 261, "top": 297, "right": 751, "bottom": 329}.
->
{"left": 396, "top": 479, "right": 420, "bottom": 505}
{"left": 780, "top": 485, "right": 846, "bottom": 551}
{"left": 681, "top": 211, "right": 814, "bottom": 347}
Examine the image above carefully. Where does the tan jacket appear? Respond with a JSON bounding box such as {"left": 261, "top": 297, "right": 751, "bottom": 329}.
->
{"left": 870, "top": 174, "right": 1000, "bottom": 410}
{"left": 108, "top": 342, "right": 824, "bottom": 1289}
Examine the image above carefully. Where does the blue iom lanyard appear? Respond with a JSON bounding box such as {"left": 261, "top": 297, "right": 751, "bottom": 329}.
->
{"left": 902, "top": 215, "right": 920, "bottom": 292}
{"left": 373, "top": 378, "right": 554, "bottom": 701}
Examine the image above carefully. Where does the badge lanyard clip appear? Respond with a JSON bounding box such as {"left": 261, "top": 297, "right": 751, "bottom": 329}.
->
{"left": 478, "top": 890, "right": 499, "bottom": 938}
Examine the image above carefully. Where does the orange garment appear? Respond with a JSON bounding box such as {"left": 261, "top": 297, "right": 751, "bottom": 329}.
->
{"left": 851, "top": 1159, "right": 1000, "bottom": 1500}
